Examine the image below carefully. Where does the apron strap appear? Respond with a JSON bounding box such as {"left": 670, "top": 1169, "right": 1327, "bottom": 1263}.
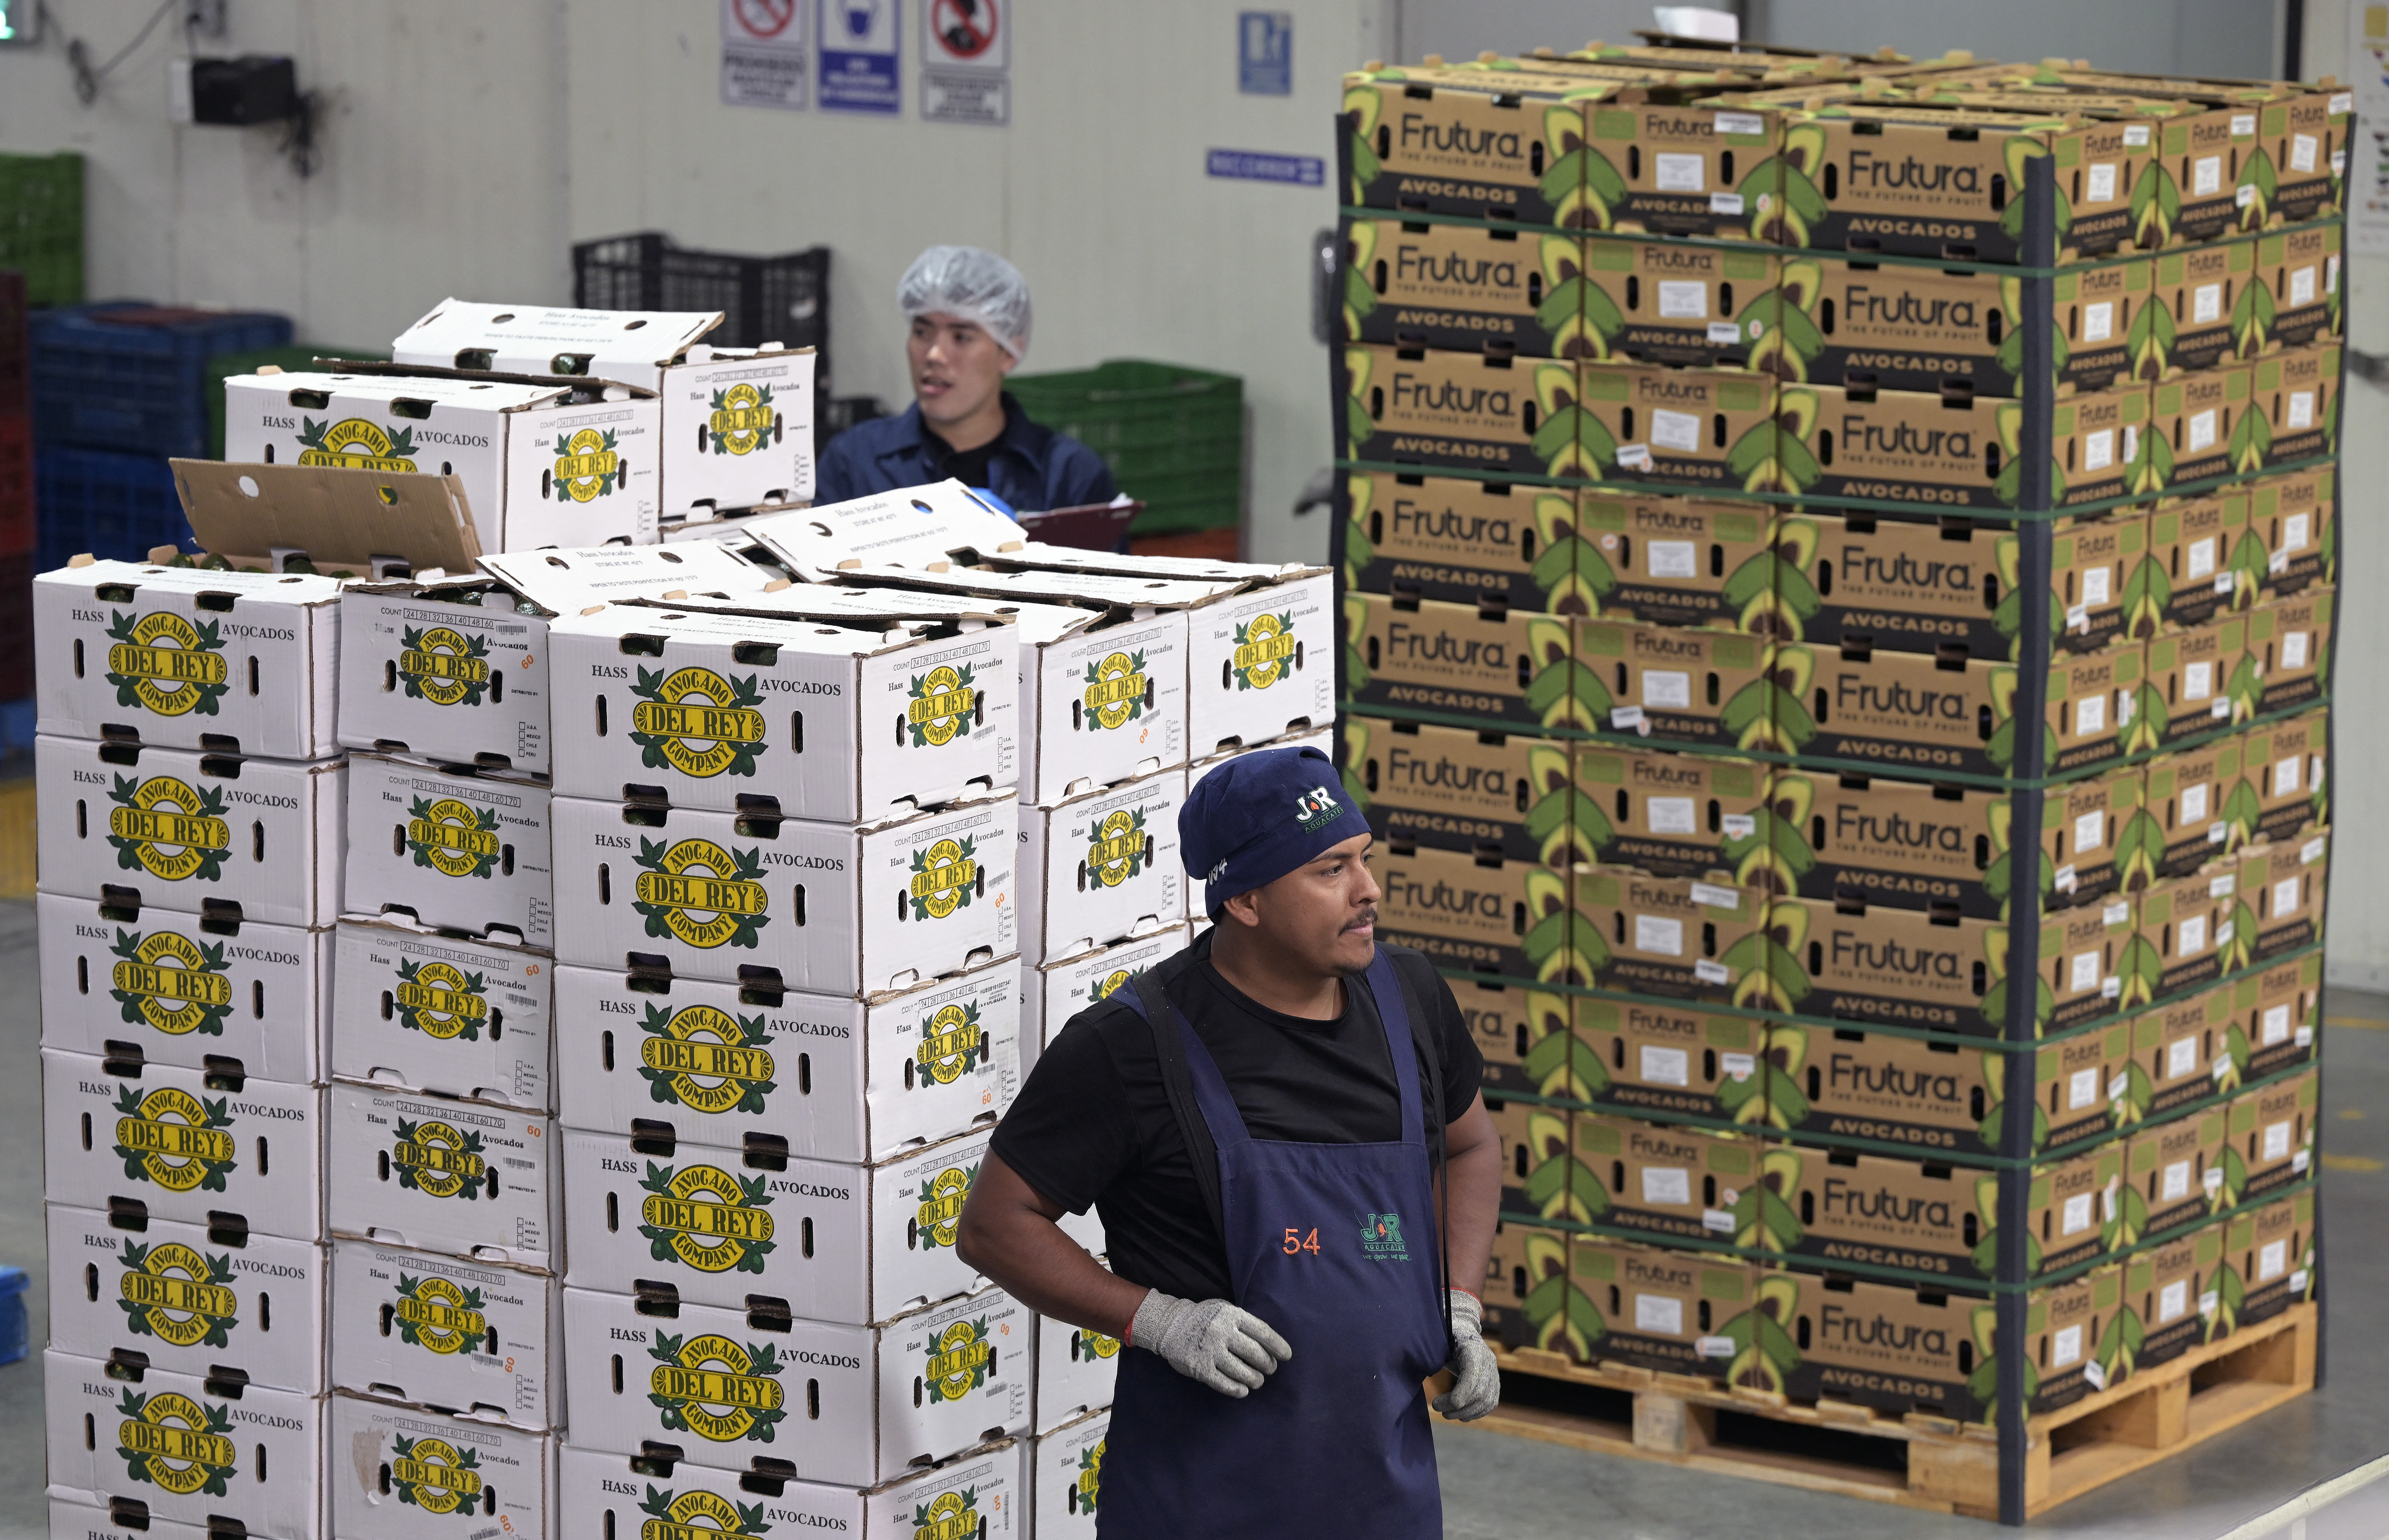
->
{"left": 1120, "top": 969, "right": 1229, "bottom": 1248}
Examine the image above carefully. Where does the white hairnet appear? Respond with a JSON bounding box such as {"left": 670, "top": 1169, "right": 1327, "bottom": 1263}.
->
{"left": 899, "top": 245, "right": 1033, "bottom": 361}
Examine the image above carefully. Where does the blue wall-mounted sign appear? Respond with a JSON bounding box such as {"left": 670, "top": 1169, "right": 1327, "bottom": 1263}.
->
{"left": 1238, "top": 11, "right": 1291, "bottom": 95}
{"left": 1207, "top": 149, "right": 1323, "bottom": 186}
{"left": 820, "top": 0, "right": 900, "bottom": 113}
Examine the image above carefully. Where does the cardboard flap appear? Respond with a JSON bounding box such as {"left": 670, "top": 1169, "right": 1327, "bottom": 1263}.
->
{"left": 392, "top": 296, "right": 726, "bottom": 384}
{"left": 993, "top": 539, "right": 1325, "bottom": 584}
{"left": 643, "top": 581, "right": 1017, "bottom": 628}
{"left": 300, "top": 357, "right": 660, "bottom": 400}
{"left": 475, "top": 540, "right": 777, "bottom": 613}
{"left": 741, "top": 479, "right": 1023, "bottom": 577}
{"left": 172, "top": 458, "right": 482, "bottom": 572}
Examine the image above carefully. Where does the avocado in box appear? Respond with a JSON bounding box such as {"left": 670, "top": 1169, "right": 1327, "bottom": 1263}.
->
{"left": 223, "top": 364, "right": 662, "bottom": 553}
{"left": 558, "top": 954, "right": 1016, "bottom": 1163}
{"left": 2235, "top": 835, "right": 2326, "bottom": 964}
{"left": 2137, "top": 490, "right": 2254, "bottom": 633}
{"left": 560, "top": 1126, "right": 993, "bottom": 1323}
{"left": 325, "top": 1081, "right": 557, "bottom": 1271}
{"left": 2265, "top": 223, "right": 2342, "bottom": 349}
{"left": 1572, "top": 744, "right": 1770, "bottom": 880}
{"left": 1773, "top": 512, "right": 2018, "bottom": 659}
{"left": 2141, "top": 737, "right": 2246, "bottom": 879}
{"left": 1481, "top": 1219, "right": 1571, "bottom": 1350}
{"left": 2246, "top": 584, "right": 2332, "bottom": 717}
{"left": 1574, "top": 618, "right": 1772, "bottom": 748}
{"left": 1578, "top": 239, "right": 1776, "bottom": 368}
{"left": 1339, "top": 345, "right": 1587, "bottom": 479}
{"left": 1573, "top": 996, "right": 1766, "bottom": 1120}
{"left": 42, "top": 1046, "right": 324, "bottom": 1238}
{"left": 389, "top": 295, "right": 818, "bottom": 518}
{"left": 547, "top": 602, "right": 1013, "bottom": 821}
{"left": 1762, "top": 1022, "right": 1999, "bottom": 1159}
{"left": 1779, "top": 381, "right": 2144, "bottom": 511}
{"left": 2150, "top": 363, "right": 2257, "bottom": 485}
{"left": 344, "top": 753, "right": 553, "bottom": 948}
{"left": 45, "top": 1352, "right": 325, "bottom": 1540}
{"left": 2152, "top": 239, "right": 2258, "bottom": 373}
{"left": 1339, "top": 471, "right": 1594, "bottom": 612}
{"left": 2121, "top": 1221, "right": 2225, "bottom": 1371}
{"left": 2247, "top": 467, "right": 2333, "bottom": 597}
{"left": 342, "top": 536, "right": 778, "bottom": 775}
{"left": 1570, "top": 1111, "right": 1761, "bottom": 1244}
{"left": 561, "top": 1288, "right": 1032, "bottom": 1490}
{"left": 47, "top": 1202, "right": 325, "bottom": 1393}
{"left": 1775, "top": 1274, "right": 2017, "bottom": 1422}
{"left": 1374, "top": 843, "right": 1572, "bottom": 983}
{"left": 1344, "top": 591, "right": 1581, "bottom": 730}
{"left": 1034, "top": 1304, "right": 1120, "bottom": 1436}
{"left": 39, "top": 892, "right": 330, "bottom": 1082}
{"left": 331, "top": 919, "right": 551, "bottom": 1108}
{"left": 1565, "top": 1237, "right": 1754, "bottom": 1375}
{"left": 1769, "top": 258, "right": 2005, "bottom": 395}
{"left": 1767, "top": 640, "right": 2018, "bottom": 778}
{"left": 1034, "top": 1410, "right": 1111, "bottom": 1535}
{"left": 2127, "top": 1109, "right": 2229, "bottom": 1236}
{"left": 2253, "top": 342, "right": 2339, "bottom": 468}
{"left": 1575, "top": 361, "right": 1775, "bottom": 490}
{"left": 2237, "top": 950, "right": 2320, "bottom": 1082}
{"left": 1339, "top": 716, "right": 1574, "bottom": 865}
{"left": 1765, "top": 895, "right": 2002, "bottom": 1037}
{"left": 2141, "top": 612, "right": 2252, "bottom": 747}
{"left": 329, "top": 1395, "right": 557, "bottom": 1540}
{"left": 1773, "top": 770, "right": 2007, "bottom": 918}
{"left": 1571, "top": 867, "right": 1766, "bottom": 1003}
{"left": 1337, "top": 62, "right": 1614, "bottom": 228}
{"left": 1339, "top": 217, "right": 1591, "bottom": 357}
{"left": 36, "top": 735, "right": 344, "bottom": 927}
{"left": 1579, "top": 491, "right": 1774, "bottom": 627}
{"left": 331, "top": 1235, "right": 557, "bottom": 1424}
{"left": 550, "top": 793, "right": 1015, "bottom": 996}
{"left": 33, "top": 558, "right": 343, "bottom": 760}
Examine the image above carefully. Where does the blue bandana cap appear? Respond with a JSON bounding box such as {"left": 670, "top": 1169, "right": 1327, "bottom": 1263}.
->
{"left": 1181, "top": 746, "right": 1372, "bottom": 917}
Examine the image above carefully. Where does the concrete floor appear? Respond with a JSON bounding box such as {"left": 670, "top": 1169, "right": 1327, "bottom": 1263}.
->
{"left": 0, "top": 899, "right": 2380, "bottom": 1537}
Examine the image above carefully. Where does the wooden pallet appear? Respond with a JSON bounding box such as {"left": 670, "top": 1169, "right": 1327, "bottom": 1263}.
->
{"left": 1445, "top": 1301, "right": 2317, "bottom": 1521}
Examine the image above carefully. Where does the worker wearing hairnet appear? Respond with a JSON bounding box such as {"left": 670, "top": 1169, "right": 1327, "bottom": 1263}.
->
{"left": 816, "top": 245, "right": 1118, "bottom": 514}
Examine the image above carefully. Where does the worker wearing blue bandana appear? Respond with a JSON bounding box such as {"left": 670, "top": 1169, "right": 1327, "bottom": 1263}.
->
{"left": 958, "top": 745, "right": 1503, "bottom": 1538}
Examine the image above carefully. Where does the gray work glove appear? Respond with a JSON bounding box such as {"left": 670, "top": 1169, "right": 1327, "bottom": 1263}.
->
{"left": 1130, "top": 1289, "right": 1293, "bottom": 1398}
{"left": 1434, "top": 1290, "right": 1501, "bottom": 1422}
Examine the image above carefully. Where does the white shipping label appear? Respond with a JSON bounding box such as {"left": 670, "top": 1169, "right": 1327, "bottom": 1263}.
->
{"left": 1635, "top": 914, "right": 1686, "bottom": 957}
{"left": 2069, "top": 1068, "right": 2102, "bottom": 1110}
{"left": 2162, "top": 1160, "right": 2193, "bottom": 1202}
{"left": 1645, "top": 796, "right": 1697, "bottom": 835}
{"left": 2290, "top": 266, "right": 2318, "bottom": 306}
{"left": 2329, "top": 254, "right": 2341, "bottom": 294}
{"left": 2083, "top": 565, "right": 2112, "bottom": 606}
{"left": 2159, "top": 1279, "right": 2189, "bottom": 1322}
{"left": 2275, "top": 877, "right": 2301, "bottom": 918}
{"left": 2259, "top": 1239, "right": 2288, "bottom": 1281}
{"left": 1611, "top": 705, "right": 1647, "bottom": 729}
{"left": 1707, "top": 321, "right": 1743, "bottom": 343}
{"left": 1693, "top": 958, "right": 1730, "bottom": 985}
{"left": 2067, "top": 606, "right": 2090, "bottom": 633}
{"left": 2083, "top": 428, "right": 2115, "bottom": 472}
{"left": 2293, "top": 1147, "right": 2311, "bottom": 1172}
{"left": 2304, "top": 834, "right": 2326, "bottom": 864}
{"left": 2062, "top": 1193, "right": 2096, "bottom": 1236}
{"left": 2084, "top": 1359, "right": 2109, "bottom": 1391}
{"left": 2124, "top": 423, "right": 2140, "bottom": 465}
{"left": 2110, "top": 1072, "right": 2133, "bottom": 1103}
{"left": 2296, "top": 1024, "right": 2313, "bottom": 1046}
{"left": 1655, "top": 152, "right": 1706, "bottom": 191}
{"left": 2181, "top": 783, "right": 2210, "bottom": 822}
{"left": 2086, "top": 163, "right": 2117, "bottom": 203}
{"left": 2178, "top": 914, "right": 2209, "bottom": 956}
{"left": 2170, "top": 1036, "right": 2202, "bottom": 1079}
{"left": 2124, "top": 124, "right": 2152, "bottom": 146}
{"left": 2283, "top": 631, "right": 2310, "bottom": 670}
{"left": 1649, "top": 408, "right": 1702, "bottom": 453}
{"left": 2056, "top": 864, "right": 2079, "bottom": 892}
{"left": 2204, "top": 1167, "right": 2225, "bottom": 1195}
{"left": 2200, "top": 1288, "right": 2221, "bottom": 1315}
{"left": 2291, "top": 133, "right": 2318, "bottom": 173}
{"left": 1720, "top": 1052, "right": 1756, "bottom": 1081}
{"left": 1647, "top": 540, "right": 1698, "bottom": 579}
{"left": 2185, "top": 535, "right": 2217, "bottom": 579}
{"left": 2183, "top": 661, "right": 2213, "bottom": 701}
{"left": 2287, "top": 391, "right": 2315, "bottom": 429}
{"left": 1635, "top": 1293, "right": 1685, "bottom": 1335}
{"left": 1689, "top": 882, "right": 1740, "bottom": 912}
{"left": 2193, "top": 156, "right": 2224, "bottom": 198}
{"left": 2263, "top": 1004, "right": 2292, "bottom": 1045}
{"left": 1720, "top": 814, "right": 1755, "bottom": 839}
{"left": 1642, "top": 669, "right": 1692, "bottom": 709}
{"left": 2210, "top": 872, "right": 2235, "bottom": 900}
{"left": 2052, "top": 1323, "right": 2084, "bottom": 1368}
{"left": 2075, "top": 693, "right": 2106, "bottom": 735}
{"left": 2082, "top": 300, "right": 2115, "bottom": 342}
{"left": 2103, "top": 900, "right": 2130, "bottom": 927}
{"left": 1640, "top": 1044, "right": 1691, "bottom": 1087}
{"left": 2071, "top": 951, "right": 2103, "bottom": 991}
{"left": 2193, "top": 279, "right": 2224, "bottom": 322}
{"left": 1658, "top": 281, "right": 1708, "bottom": 319}
{"left": 2263, "top": 1120, "right": 2293, "bottom": 1161}
{"left": 2291, "top": 1267, "right": 2310, "bottom": 1293}
{"left": 1701, "top": 1207, "right": 1735, "bottom": 1233}
{"left": 1696, "top": 1334, "right": 1737, "bottom": 1358}
{"left": 1714, "top": 111, "right": 1764, "bottom": 137}
{"left": 2119, "top": 689, "right": 2136, "bottom": 727}
{"left": 2275, "top": 756, "right": 2302, "bottom": 796}
{"left": 2284, "top": 512, "right": 2310, "bottom": 550}
{"left": 2213, "top": 1054, "right": 2234, "bottom": 1081}
{"left": 2074, "top": 810, "right": 2105, "bottom": 853}
{"left": 1642, "top": 1167, "right": 1692, "bottom": 1205}
{"left": 1708, "top": 194, "right": 1744, "bottom": 217}
{"left": 1617, "top": 444, "right": 1652, "bottom": 471}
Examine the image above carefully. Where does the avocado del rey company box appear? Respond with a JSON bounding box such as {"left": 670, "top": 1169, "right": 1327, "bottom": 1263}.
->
{"left": 1572, "top": 744, "right": 1770, "bottom": 880}
{"left": 1340, "top": 345, "right": 1590, "bottom": 480}
{"left": 558, "top": 1126, "right": 993, "bottom": 1324}
{"left": 1339, "top": 470, "right": 1592, "bottom": 613}
{"left": 325, "top": 1081, "right": 559, "bottom": 1272}
{"left": 559, "top": 1442, "right": 1029, "bottom": 1540}
{"left": 33, "top": 558, "right": 344, "bottom": 760}
{"left": 330, "top": 1234, "right": 558, "bottom": 1426}
{"left": 1574, "top": 618, "right": 1772, "bottom": 748}
{"left": 1578, "top": 492, "right": 1774, "bottom": 628}
{"left": 328, "top": 1395, "right": 557, "bottom": 1540}
{"left": 549, "top": 792, "right": 1016, "bottom": 997}
{"left": 1340, "top": 715, "right": 1575, "bottom": 865}
{"left": 1016, "top": 767, "right": 1186, "bottom": 966}
{"left": 1343, "top": 591, "right": 1582, "bottom": 730}
{"left": 1021, "top": 925, "right": 1188, "bottom": 1075}
{"left": 1340, "top": 218, "right": 1589, "bottom": 357}
{"left": 555, "top": 953, "right": 1018, "bottom": 1164}
{"left": 389, "top": 296, "right": 818, "bottom": 518}
{"left": 330, "top": 918, "right": 553, "bottom": 1109}
{"left": 343, "top": 753, "right": 554, "bottom": 948}
{"left": 38, "top": 892, "right": 331, "bottom": 1083}
{"left": 223, "top": 365, "right": 662, "bottom": 553}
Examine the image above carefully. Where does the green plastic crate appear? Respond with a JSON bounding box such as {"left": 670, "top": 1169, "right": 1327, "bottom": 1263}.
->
{"left": 0, "top": 152, "right": 84, "bottom": 306}
{"left": 1008, "top": 358, "right": 1242, "bottom": 533}
{"left": 207, "top": 344, "right": 389, "bottom": 460}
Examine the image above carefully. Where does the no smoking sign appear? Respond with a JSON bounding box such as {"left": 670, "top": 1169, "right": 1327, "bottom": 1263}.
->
{"left": 920, "top": 0, "right": 1006, "bottom": 124}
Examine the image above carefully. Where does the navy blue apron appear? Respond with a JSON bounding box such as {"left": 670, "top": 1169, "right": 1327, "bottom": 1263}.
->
{"left": 1097, "top": 951, "right": 1447, "bottom": 1538}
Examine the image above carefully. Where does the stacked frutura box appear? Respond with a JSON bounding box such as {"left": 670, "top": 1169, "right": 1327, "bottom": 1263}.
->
{"left": 31, "top": 535, "right": 347, "bottom": 1535}
{"left": 1332, "top": 45, "right": 2341, "bottom": 1519}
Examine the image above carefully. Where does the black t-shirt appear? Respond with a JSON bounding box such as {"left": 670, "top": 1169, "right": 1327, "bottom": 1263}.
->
{"left": 990, "top": 937, "right": 1484, "bottom": 1303}
{"left": 922, "top": 417, "right": 1004, "bottom": 489}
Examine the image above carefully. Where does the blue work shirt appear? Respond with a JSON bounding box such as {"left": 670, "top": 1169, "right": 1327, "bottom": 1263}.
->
{"left": 815, "top": 392, "right": 1118, "bottom": 513}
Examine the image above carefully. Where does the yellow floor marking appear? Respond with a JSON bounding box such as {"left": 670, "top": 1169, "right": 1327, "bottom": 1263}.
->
{"left": 2325, "top": 1017, "right": 2389, "bottom": 1030}
{"left": 2320, "top": 1153, "right": 2385, "bottom": 1173}
{"left": 2341, "top": 1108, "right": 2367, "bottom": 1121}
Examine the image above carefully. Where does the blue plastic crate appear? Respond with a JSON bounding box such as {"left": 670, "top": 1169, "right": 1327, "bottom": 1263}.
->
{"left": 0, "top": 700, "right": 25, "bottom": 758}
{"left": 0, "top": 1266, "right": 25, "bottom": 1364}
{"left": 35, "top": 446, "right": 190, "bottom": 570}
{"left": 30, "top": 303, "right": 292, "bottom": 457}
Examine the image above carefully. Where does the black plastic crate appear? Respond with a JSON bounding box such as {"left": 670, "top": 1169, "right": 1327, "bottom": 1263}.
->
{"left": 572, "top": 232, "right": 829, "bottom": 362}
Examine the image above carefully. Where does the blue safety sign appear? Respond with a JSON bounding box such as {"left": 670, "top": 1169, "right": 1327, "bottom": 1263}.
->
{"left": 1207, "top": 149, "right": 1323, "bottom": 186}
{"left": 820, "top": 0, "right": 899, "bottom": 113}
{"left": 1238, "top": 11, "right": 1292, "bottom": 95}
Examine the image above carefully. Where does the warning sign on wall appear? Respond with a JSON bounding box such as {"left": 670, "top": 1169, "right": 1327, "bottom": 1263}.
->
{"left": 722, "top": 0, "right": 808, "bottom": 110}
{"left": 921, "top": 0, "right": 1007, "bottom": 126}
{"left": 821, "top": 0, "right": 902, "bottom": 114}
